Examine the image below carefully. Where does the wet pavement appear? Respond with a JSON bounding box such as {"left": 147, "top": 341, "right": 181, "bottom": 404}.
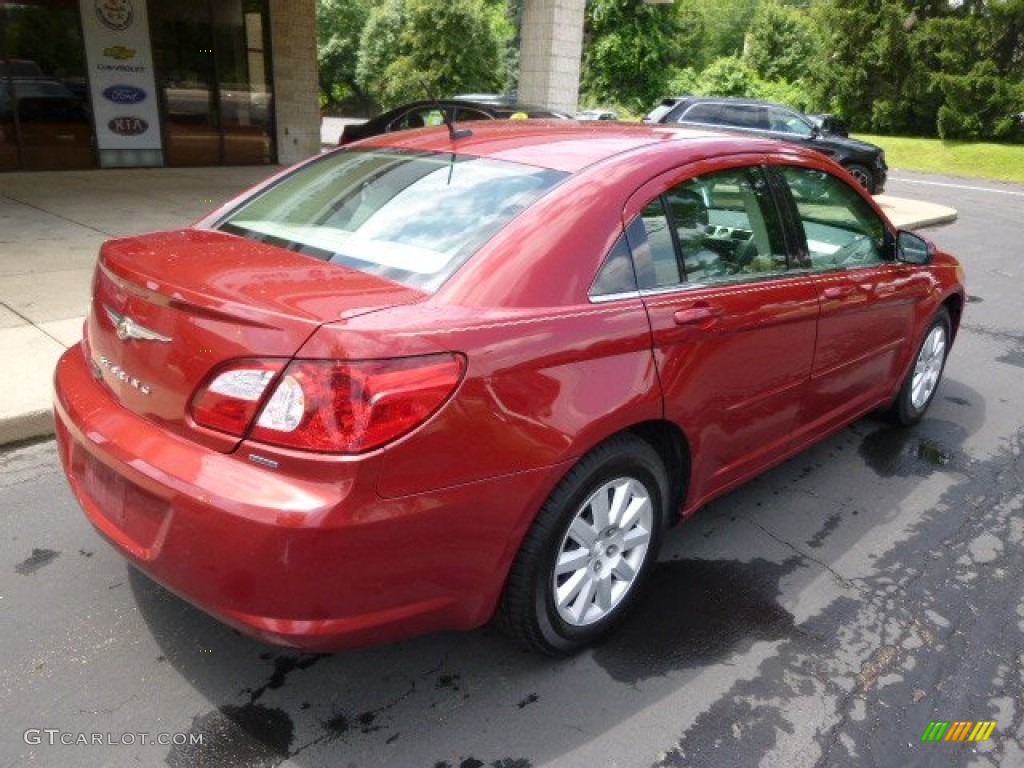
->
{"left": 1, "top": 170, "right": 1021, "bottom": 768}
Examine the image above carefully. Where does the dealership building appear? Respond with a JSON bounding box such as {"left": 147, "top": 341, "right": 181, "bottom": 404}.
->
{"left": 0, "top": 0, "right": 586, "bottom": 173}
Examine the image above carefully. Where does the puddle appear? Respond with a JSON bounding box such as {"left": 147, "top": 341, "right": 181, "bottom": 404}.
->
{"left": 167, "top": 703, "right": 293, "bottom": 768}
{"left": 806, "top": 512, "right": 842, "bottom": 549}
{"left": 247, "top": 654, "right": 322, "bottom": 703}
{"left": 592, "top": 558, "right": 800, "bottom": 684}
{"left": 435, "top": 759, "right": 532, "bottom": 768}
{"left": 997, "top": 343, "right": 1024, "bottom": 369}
{"left": 15, "top": 548, "right": 60, "bottom": 575}
{"left": 858, "top": 421, "right": 967, "bottom": 478}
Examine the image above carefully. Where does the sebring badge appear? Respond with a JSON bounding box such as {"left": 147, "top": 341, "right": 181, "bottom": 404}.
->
{"left": 104, "top": 306, "right": 172, "bottom": 343}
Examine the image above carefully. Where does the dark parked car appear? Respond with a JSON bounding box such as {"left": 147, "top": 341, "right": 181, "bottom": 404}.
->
{"left": 645, "top": 96, "right": 886, "bottom": 193}
{"left": 337, "top": 98, "right": 571, "bottom": 145}
{"left": 55, "top": 121, "right": 963, "bottom": 656}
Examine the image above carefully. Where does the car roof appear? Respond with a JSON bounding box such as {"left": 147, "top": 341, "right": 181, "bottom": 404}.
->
{"left": 349, "top": 120, "right": 810, "bottom": 174}
{"left": 380, "top": 98, "right": 566, "bottom": 115}
{"left": 668, "top": 95, "right": 801, "bottom": 111}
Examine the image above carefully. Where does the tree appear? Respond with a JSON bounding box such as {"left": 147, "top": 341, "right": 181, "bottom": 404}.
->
{"left": 810, "top": 0, "right": 914, "bottom": 132}
{"left": 317, "top": 0, "right": 371, "bottom": 114}
{"left": 356, "top": 0, "right": 505, "bottom": 110}
{"left": 743, "top": 1, "right": 817, "bottom": 84}
{"left": 694, "top": 56, "right": 759, "bottom": 97}
{"left": 580, "top": 0, "right": 689, "bottom": 112}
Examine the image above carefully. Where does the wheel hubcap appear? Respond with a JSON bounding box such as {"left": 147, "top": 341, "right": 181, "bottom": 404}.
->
{"left": 911, "top": 325, "right": 947, "bottom": 410}
{"left": 552, "top": 477, "right": 653, "bottom": 627}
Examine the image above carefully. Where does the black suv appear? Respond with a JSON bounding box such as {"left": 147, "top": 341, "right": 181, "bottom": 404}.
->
{"left": 645, "top": 96, "right": 887, "bottom": 194}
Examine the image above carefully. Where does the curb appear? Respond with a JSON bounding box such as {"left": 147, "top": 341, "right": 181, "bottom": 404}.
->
{"left": 0, "top": 409, "right": 55, "bottom": 447}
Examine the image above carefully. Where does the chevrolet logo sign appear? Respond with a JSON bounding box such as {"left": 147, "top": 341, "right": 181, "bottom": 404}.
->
{"left": 104, "top": 306, "right": 172, "bottom": 343}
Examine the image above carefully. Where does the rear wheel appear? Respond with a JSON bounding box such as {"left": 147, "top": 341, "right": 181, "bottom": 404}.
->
{"left": 888, "top": 308, "right": 951, "bottom": 425}
{"left": 497, "top": 435, "right": 668, "bottom": 655}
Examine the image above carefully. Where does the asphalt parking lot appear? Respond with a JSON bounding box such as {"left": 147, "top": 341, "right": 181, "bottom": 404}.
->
{"left": 2, "top": 169, "right": 1022, "bottom": 768}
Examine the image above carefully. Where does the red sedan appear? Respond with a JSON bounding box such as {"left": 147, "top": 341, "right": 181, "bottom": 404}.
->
{"left": 53, "top": 121, "right": 965, "bottom": 655}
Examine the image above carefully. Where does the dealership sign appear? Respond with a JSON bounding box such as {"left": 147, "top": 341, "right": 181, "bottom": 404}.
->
{"left": 80, "top": 0, "right": 162, "bottom": 157}
{"left": 102, "top": 85, "right": 147, "bottom": 105}
{"left": 108, "top": 116, "right": 149, "bottom": 135}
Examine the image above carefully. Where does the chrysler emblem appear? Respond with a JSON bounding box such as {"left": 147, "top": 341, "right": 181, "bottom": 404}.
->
{"left": 104, "top": 306, "right": 172, "bottom": 343}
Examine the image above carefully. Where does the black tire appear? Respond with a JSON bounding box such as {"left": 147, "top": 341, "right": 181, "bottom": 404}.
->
{"left": 844, "top": 163, "right": 874, "bottom": 193}
{"left": 888, "top": 308, "right": 951, "bottom": 425}
{"left": 496, "top": 434, "right": 669, "bottom": 656}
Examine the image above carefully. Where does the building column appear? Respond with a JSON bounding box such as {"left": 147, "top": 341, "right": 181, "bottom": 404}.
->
{"left": 517, "top": 0, "right": 586, "bottom": 114}
{"left": 269, "top": 0, "right": 321, "bottom": 164}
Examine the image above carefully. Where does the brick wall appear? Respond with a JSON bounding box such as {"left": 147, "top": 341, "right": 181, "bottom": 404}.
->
{"left": 518, "top": 0, "right": 586, "bottom": 114}
{"left": 269, "top": 0, "right": 321, "bottom": 165}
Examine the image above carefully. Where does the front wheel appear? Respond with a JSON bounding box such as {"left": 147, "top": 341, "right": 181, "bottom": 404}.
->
{"left": 888, "top": 308, "right": 951, "bottom": 425}
{"left": 496, "top": 435, "right": 669, "bottom": 655}
{"left": 844, "top": 163, "right": 874, "bottom": 193}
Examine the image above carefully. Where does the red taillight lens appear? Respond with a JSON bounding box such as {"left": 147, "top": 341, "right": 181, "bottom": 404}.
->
{"left": 192, "top": 354, "right": 465, "bottom": 453}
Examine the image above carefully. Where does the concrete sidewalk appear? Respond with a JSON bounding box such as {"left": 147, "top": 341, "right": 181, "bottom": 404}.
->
{"left": 0, "top": 165, "right": 958, "bottom": 447}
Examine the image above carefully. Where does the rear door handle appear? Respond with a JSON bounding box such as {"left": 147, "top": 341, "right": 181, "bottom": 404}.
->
{"left": 673, "top": 304, "right": 722, "bottom": 326}
{"left": 821, "top": 285, "right": 855, "bottom": 300}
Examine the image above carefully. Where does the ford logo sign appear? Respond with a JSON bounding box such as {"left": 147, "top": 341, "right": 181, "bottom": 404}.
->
{"left": 102, "top": 85, "right": 146, "bottom": 105}
{"left": 108, "top": 116, "right": 149, "bottom": 136}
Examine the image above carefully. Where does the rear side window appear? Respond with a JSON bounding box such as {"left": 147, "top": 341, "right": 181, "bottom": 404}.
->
{"left": 679, "top": 103, "right": 723, "bottom": 125}
{"left": 720, "top": 105, "right": 768, "bottom": 130}
{"left": 627, "top": 166, "right": 787, "bottom": 289}
{"left": 217, "top": 149, "right": 566, "bottom": 291}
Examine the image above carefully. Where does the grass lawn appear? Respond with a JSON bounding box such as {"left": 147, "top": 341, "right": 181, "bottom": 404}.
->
{"left": 855, "top": 134, "right": 1024, "bottom": 184}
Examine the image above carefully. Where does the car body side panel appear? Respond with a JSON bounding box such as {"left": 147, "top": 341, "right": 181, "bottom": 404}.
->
{"left": 803, "top": 264, "right": 935, "bottom": 423}
{"left": 295, "top": 300, "right": 663, "bottom": 499}
{"left": 642, "top": 278, "right": 820, "bottom": 510}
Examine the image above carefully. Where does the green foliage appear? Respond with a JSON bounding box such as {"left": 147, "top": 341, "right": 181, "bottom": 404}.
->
{"left": 580, "top": 0, "right": 690, "bottom": 113}
{"left": 743, "top": 0, "right": 817, "bottom": 83}
{"left": 697, "top": 0, "right": 761, "bottom": 61}
{"left": 936, "top": 61, "right": 1024, "bottom": 140}
{"left": 355, "top": 0, "right": 506, "bottom": 110}
{"left": 808, "top": 0, "right": 1024, "bottom": 139}
{"left": 320, "top": 0, "right": 1024, "bottom": 142}
{"left": 317, "top": 0, "right": 371, "bottom": 113}
{"left": 693, "top": 56, "right": 759, "bottom": 97}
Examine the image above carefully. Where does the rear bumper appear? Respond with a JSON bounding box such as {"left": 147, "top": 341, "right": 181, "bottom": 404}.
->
{"left": 53, "top": 344, "right": 557, "bottom": 651}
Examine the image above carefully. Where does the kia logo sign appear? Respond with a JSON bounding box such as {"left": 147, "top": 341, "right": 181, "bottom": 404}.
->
{"left": 102, "top": 85, "right": 146, "bottom": 105}
{"left": 108, "top": 116, "right": 149, "bottom": 136}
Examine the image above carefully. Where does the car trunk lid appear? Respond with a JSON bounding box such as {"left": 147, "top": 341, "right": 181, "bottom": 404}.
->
{"left": 85, "top": 228, "right": 425, "bottom": 452}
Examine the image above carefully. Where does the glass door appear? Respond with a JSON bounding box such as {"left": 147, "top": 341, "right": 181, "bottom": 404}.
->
{"left": 0, "top": 0, "right": 96, "bottom": 171}
{"left": 151, "top": 0, "right": 273, "bottom": 167}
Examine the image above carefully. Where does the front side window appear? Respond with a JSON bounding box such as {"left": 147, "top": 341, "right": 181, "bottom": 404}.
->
{"left": 217, "top": 149, "right": 566, "bottom": 291}
{"left": 779, "top": 166, "right": 888, "bottom": 270}
{"left": 767, "top": 109, "right": 815, "bottom": 137}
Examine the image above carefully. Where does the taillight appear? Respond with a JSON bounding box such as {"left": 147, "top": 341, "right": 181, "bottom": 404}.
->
{"left": 190, "top": 354, "right": 465, "bottom": 453}
{"left": 190, "top": 360, "right": 285, "bottom": 435}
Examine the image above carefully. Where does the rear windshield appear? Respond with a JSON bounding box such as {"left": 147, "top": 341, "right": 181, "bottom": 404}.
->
{"left": 217, "top": 148, "right": 566, "bottom": 291}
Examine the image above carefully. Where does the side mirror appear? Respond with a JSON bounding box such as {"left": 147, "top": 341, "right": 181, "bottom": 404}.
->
{"left": 897, "top": 230, "right": 933, "bottom": 265}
